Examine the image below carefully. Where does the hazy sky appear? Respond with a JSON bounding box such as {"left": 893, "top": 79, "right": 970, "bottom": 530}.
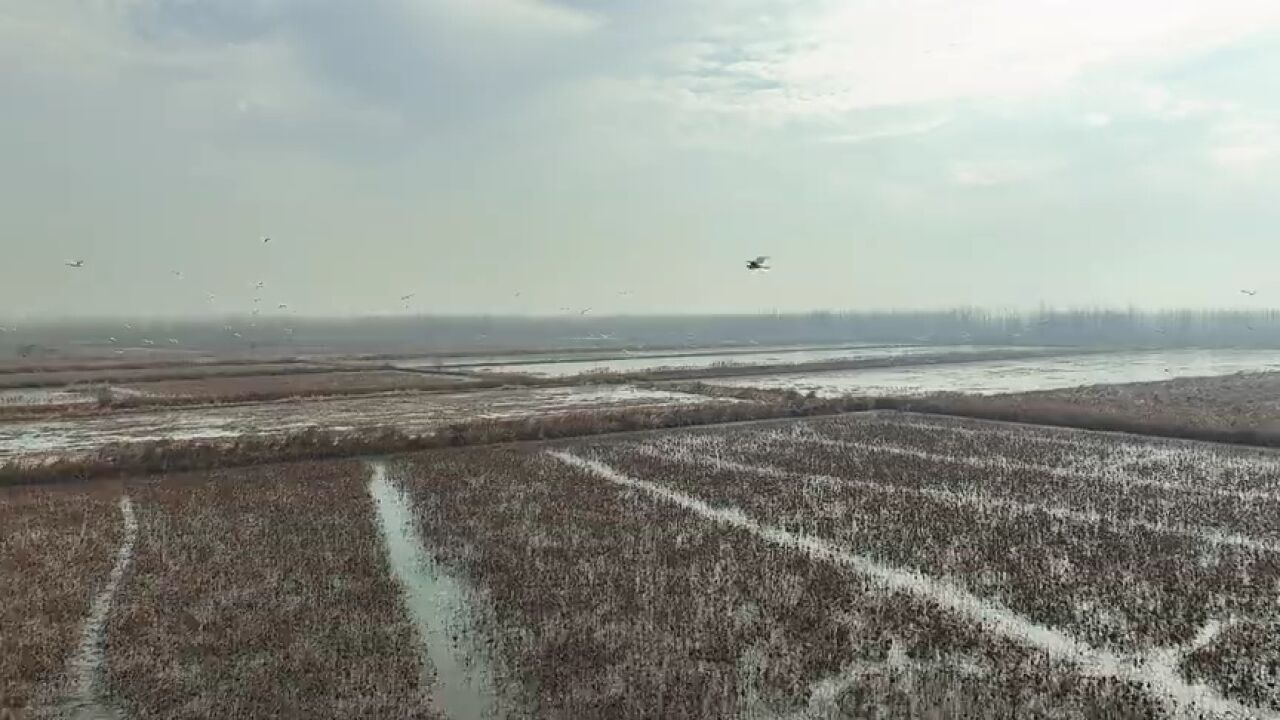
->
{"left": 3, "top": 0, "right": 1280, "bottom": 318}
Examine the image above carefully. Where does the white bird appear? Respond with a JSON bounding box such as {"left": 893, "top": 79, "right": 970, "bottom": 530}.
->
{"left": 124, "top": 322, "right": 135, "bottom": 330}
{"left": 65, "top": 260, "right": 84, "bottom": 268}
{"left": 113, "top": 350, "right": 125, "bottom": 355}
{"left": 1241, "top": 289, "right": 1258, "bottom": 296}
{"left": 107, "top": 337, "right": 119, "bottom": 344}
{"left": 142, "top": 338, "right": 156, "bottom": 346}
{"left": 167, "top": 338, "right": 180, "bottom": 345}
{"left": 222, "top": 325, "right": 234, "bottom": 332}
{"left": 580, "top": 308, "right": 592, "bottom": 315}
{"left": 283, "top": 328, "right": 294, "bottom": 335}
{"left": 255, "top": 281, "right": 265, "bottom": 290}
{"left": 233, "top": 332, "right": 243, "bottom": 338}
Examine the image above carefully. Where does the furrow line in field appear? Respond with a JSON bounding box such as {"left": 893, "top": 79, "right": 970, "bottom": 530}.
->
{"left": 61, "top": 495, "right": 137, "bottom": 720}
{"left": 633, "top": 445, "right": 1280, "bottom": 556}
{"left": 810, "top": 435, "right": 1280, "bottom": 503}
{"left": 654, "top": 430, "right": 1280, "bottom": 503}
{"left": 548, "top": 450, "right": 1277, "bottom": 720}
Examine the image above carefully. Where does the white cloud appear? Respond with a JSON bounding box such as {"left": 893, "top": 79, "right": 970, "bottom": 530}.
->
{"left": 645, "top": 0, "right": 1280, "bottom": 126}
{"left": 1084, "top": 112, "right": 1113, "bottom": 128}
{"left": 820, "top": 115, "right": 953, "bottom": 144}
{"left": 1208, "top": 118, "right": 1280, "bottom": 171}
{"left": 424, "top": 0, "right": 601, "bottom": 38}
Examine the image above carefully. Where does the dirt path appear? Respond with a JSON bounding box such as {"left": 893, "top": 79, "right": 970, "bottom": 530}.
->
{"left": 58, "top": 496, "right": 136, "bottom": 720}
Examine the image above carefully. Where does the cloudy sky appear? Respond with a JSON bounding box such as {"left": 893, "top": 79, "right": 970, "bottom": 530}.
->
{"left": 3, "top": 0, "right": 1280, "bottom": 318}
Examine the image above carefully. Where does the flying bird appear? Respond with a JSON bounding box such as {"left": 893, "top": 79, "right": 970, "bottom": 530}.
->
{"left": 65, "top": 260, "right": 84, "bottom": 268}
{"left": 107, "top": 337, "right": 119, "bottom": 344}
{"left": 255, "top": 281, "right": 265, "bottom": 290}
{"left": 142, "top": 338, "right": 156, "bottom": 346}
{"left": 263, "top": 236, "right": 271, "bottom": 244}
{"left": 400, "top": 294, "right": 415, "bottom": 302}
{"left": 580, "top": 308, "right": 592, "bottom": 315}
{"left": 168, "top": 338, "right": 181, "bottom": 345}
{"left": 746, "top": 256, "right": 770, "bottom": 271}
{"left": 233, "top": 332, "right": 243, "bottom": 338}
{"left": 124, "top": 322, "right": 135, "bottom": 330}
{"left": 277, "top": 303, "right": 288, "bottom": 310}
{"left": 1242, "top": 289, "right": 1258, "bottom": 296}
{"left": 172, "top": 270, "right": 183, "bottom": 279}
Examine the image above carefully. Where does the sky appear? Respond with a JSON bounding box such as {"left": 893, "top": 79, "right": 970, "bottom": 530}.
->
{"left": 2, "top": 0, "right": 1280, "bottom": 318}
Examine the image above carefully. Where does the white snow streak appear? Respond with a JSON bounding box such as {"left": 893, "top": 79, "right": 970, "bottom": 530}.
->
{"left": 61, "top": 495, "right": 137, "bottom": 720}
{"left": 547, "top": 450, "right": 1277, "bottom": 720}
{"left": 634, "top": 445, "right": 1280, "bottom": 556}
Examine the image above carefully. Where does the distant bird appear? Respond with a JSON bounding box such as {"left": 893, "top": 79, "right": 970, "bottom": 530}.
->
{"left": 746, "top": 256, "right": 770, "bottom": 271}
{"left": 618, "top": 290, "right": 632, "bottom": 296}
{"left": 1242, "top": 289, "right": 1258, "bottom": 296}
{"left": 142, "top": 338, "right": 156, "bottom": 346}
{"left": 277, "top": 303, "right": 288, "bottom": 310}
{"left": 253, "top": 297, "right": 262, "bottom": 304}
{"left": 401, "top": 294, "right": 415, "bottom": 302}
{"left": 223, "top": 325, "right": 234, "bottom": 332}
{"left": 255, "top": 281, "right": 265, "bottom": 290}
{"left": 514, "top": 291, "right": 522, "bottom": 298}
{"left": 283, "top": 328, "right": 294, "bottom": 335}
{"left": 107, "top": 337, "right": 119, "bottom": 344}
{"left": 124, "top": 322, "right": 135, "bottom": 330}
{"left": 113, "top": 350, "right": 125, "bottom": 356}
{"left": 263, "top": 236, "right": 271, "bottom": 244}
{"left": 65, "top": 260, "right": 84, "bottom": 268}
{"left": 251, "top": 309, "right": 260, "bottom": 316}
{"left": 233, "top": 332, "right": 243, "bottom": 339}
{"left": 206, "top": 293, "right": 216, "bottom": 302}
{"left": 580, "top": 308, "right": 592, "bottom": 315}
{"left": 172, "top": 270, "right": 183, "bottom": 279}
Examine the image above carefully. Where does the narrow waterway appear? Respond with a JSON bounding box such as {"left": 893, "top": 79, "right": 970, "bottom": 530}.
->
{"left": 369, "top": 461, "right": 504, "bottom": 720}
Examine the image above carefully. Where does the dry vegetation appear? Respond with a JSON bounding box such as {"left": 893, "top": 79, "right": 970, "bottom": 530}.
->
{"left": 0, "top": 482, "right": 123, "bottom": 712}
{"left": 390, "top": 445, "right": 1163, "bottom": 719}
{"left": 104, "top": 461, "right": 437, "bottom": 720}
{"left": 119, "top": 370, "right": 470, "bottom": 401}
{"left": 0, "top": 363, "right": 341, "bottom": 390}
{"left": 384, "top": 412, "right": 1280, "bottom": 717}
{"left": 0, "top": 395, "right": 880, "bottom": 486}
{"left": 908, "top": 372, "right": 1280, "bottom": 444}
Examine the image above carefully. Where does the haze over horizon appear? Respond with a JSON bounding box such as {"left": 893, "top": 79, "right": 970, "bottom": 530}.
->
{"left": 4, "top": 0, "right": 1280, "bottom": 319}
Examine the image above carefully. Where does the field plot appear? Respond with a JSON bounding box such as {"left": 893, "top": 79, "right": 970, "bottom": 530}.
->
{"left": 452, "top": 345, "right": 1017, "bottom": 378}
{"left": 119, "top": 370, "right": 471, "bottom": 402}
{"left": 387, "top": 413, "right": 1280, "bottom": 718}
{"left": 0, "top": 363, "right": 337, "bottom": 390}
{"left": 0, "top": 388, "right": 98, "bottom": 408}
{"left": 1, "top": 482, "right": 126, "bottom": 713}
{"left": 0, "top": 385, "right": 725, "bottom": 464}
{"left": 705, "top": 349, "right": 1280, "bottom": 397}
{"left": 939, "top": 371, "right": 1280, "bottom": 438}
{"left": 102, "top": 462, "right": 436, "bottom": 719}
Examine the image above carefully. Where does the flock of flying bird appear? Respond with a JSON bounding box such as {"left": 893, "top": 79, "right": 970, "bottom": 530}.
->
{"left": 60, "top": 238, "right": 298, "bottom": 352}
{"left": 44, "top": 244, "right": 778, "bottom": 352}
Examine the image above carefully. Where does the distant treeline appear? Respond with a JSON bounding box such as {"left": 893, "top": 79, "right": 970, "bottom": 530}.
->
{"left": 6, "top": 309, "right": 1280, "bottom": 357}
